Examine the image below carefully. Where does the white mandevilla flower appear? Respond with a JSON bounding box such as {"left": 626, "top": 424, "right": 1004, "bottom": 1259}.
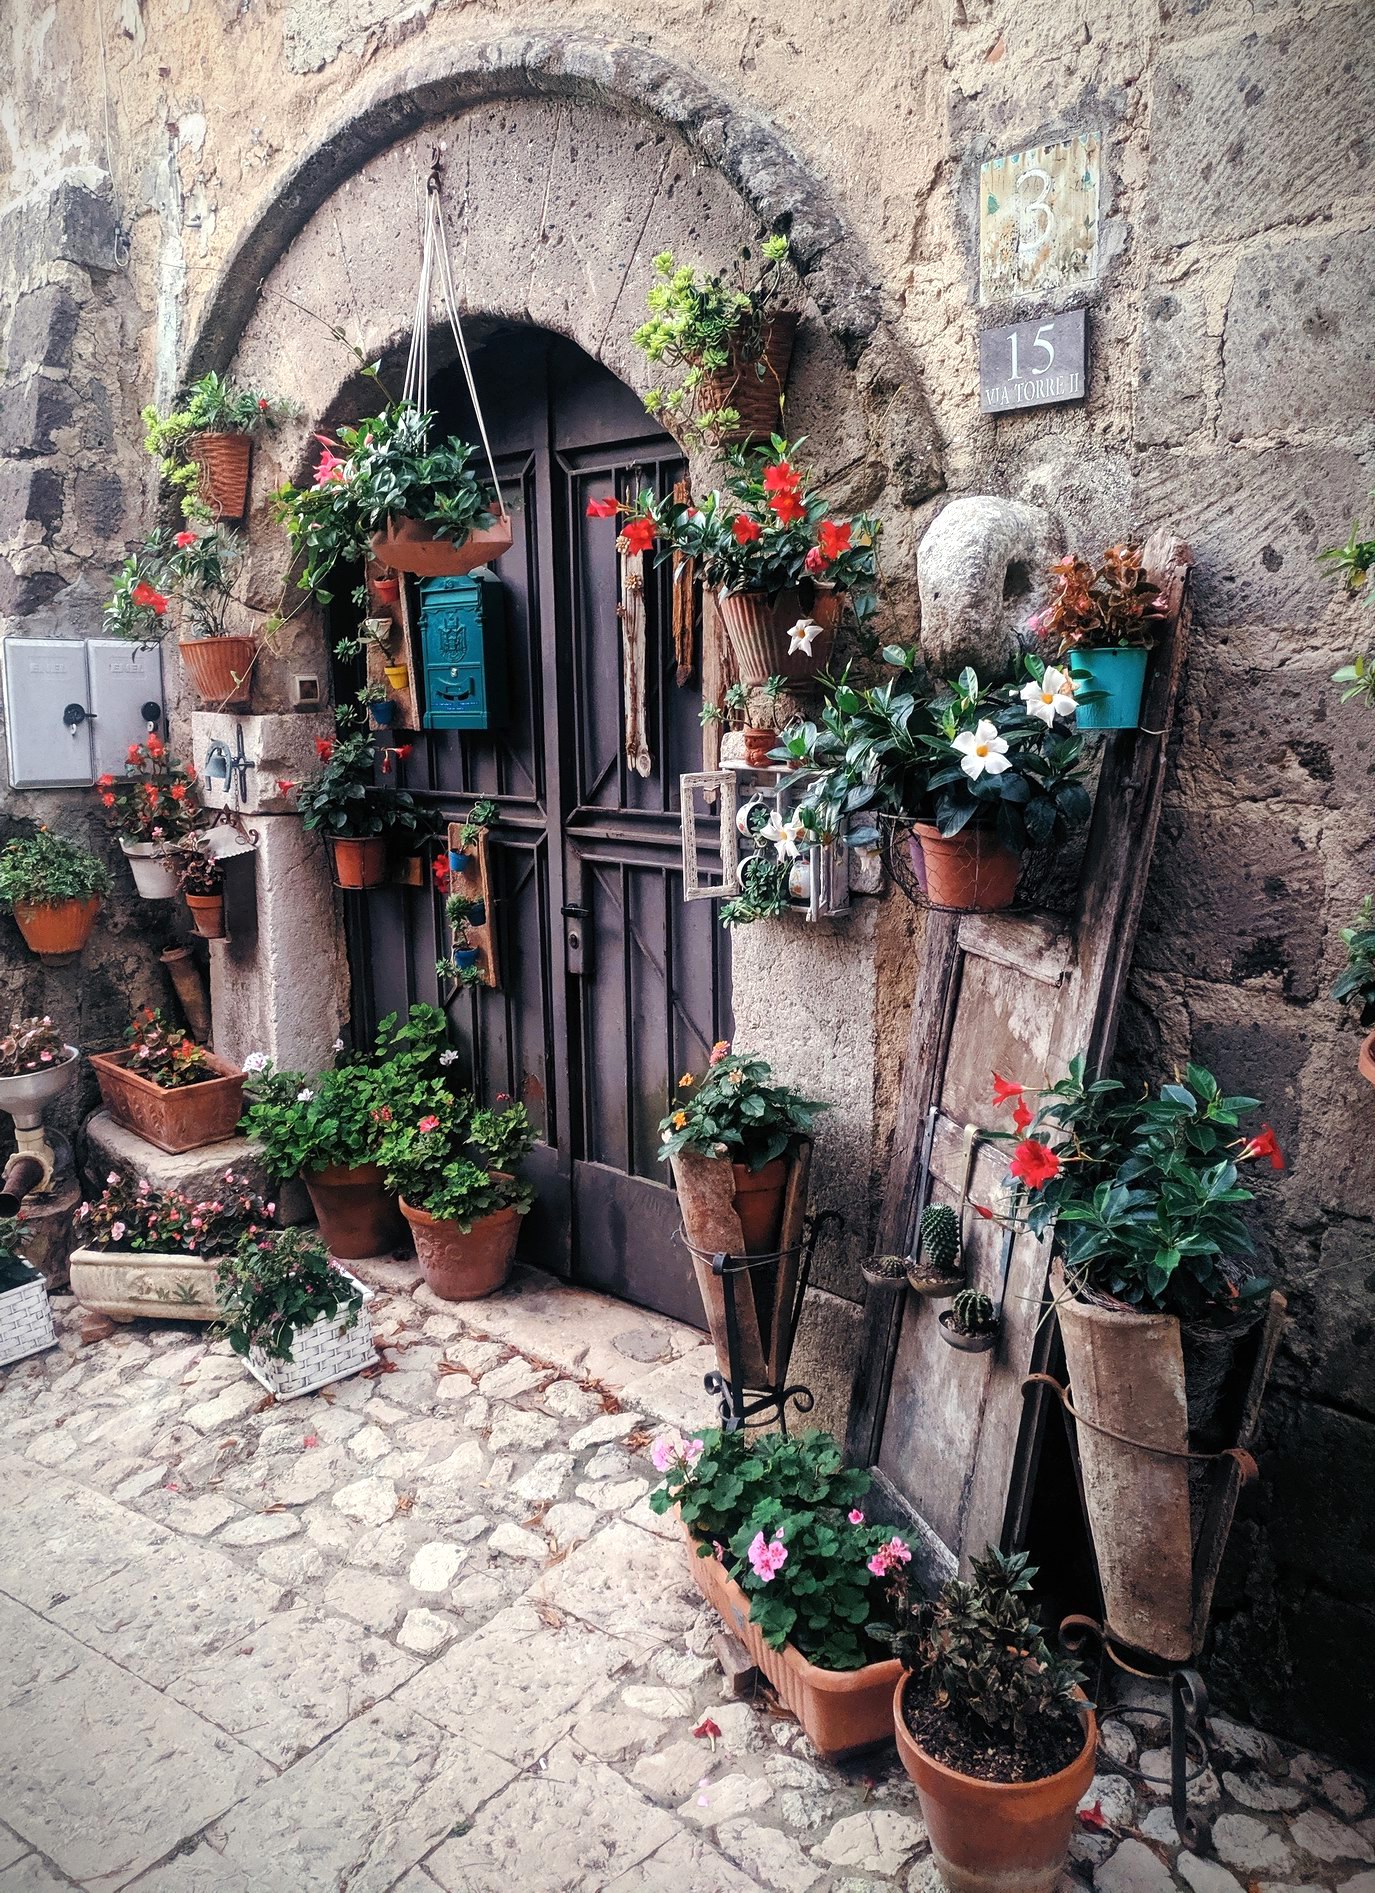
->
{"left": 439, "top": 1049, "right": 459, "bottom": 1066}
{"left": 786, "top": 618, "right": 821, "bottom": 657}
{"left": 1019, "top": 666, "right": 1077, "bottom": 727}
{"left": 953, "top": 719, "right": 1010, "bottom": 780}
{"left": 759, "top": 810, "right": 803, "bottom": 860}
{"left": 333, "top": 1037, "right": 344, "bottom": 1052}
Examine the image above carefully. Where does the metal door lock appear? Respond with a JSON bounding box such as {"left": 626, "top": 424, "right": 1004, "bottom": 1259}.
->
{"left": 62, "top": 702, "right": 94, "bottom": 729}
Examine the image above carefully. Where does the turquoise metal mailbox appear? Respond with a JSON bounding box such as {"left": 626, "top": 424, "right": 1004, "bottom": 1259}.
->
{"left": 418, "top": 574, "right": 507, "bottom": 731}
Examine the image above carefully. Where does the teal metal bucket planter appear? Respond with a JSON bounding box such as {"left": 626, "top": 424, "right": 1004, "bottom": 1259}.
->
{"left": 1070, "top": 646, "right": 1149, "bottom": 731}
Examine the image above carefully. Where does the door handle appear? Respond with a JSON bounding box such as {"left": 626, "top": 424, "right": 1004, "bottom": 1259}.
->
{"left": 561, "top": 902, "right": 589, "bottom": 918}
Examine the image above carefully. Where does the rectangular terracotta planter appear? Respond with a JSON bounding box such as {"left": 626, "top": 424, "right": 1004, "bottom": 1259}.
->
{"left": 681, "top": 1526, "right": 901, "bottom": 1759}
{"left": 89, "top": 1048, "right": 246, "bottom": 1154}
{"left": 68, "top": 1245, "right": 223, "bottom": 1323}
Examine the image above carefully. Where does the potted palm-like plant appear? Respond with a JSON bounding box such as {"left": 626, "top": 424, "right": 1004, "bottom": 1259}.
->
{"left": 297, "top": 715, "right": 438, "bottom": 889}
{"left": 90, "top": 1007, "right": 245, "bottom": 1153}
{"left": 97, "top": 735, "right": 202, "bottom": 898}
{"left": 143, "top": 372, "right": 287, "bottom": 521}
{"left": 632, "top": 238, "right": 797, "bottom": 446}
{"left": 0, "top": 829, "right": 111, "bottom": 960}
{"left": 375, "top": 1083, "right": 535, "bottom": 1300}
{"left": 882, "top": 1546, "right": 1094, "bottom": 1893}
{"left": 990, "top": 1057, "right": 1283, "bottom": 1664}
{"left": 217, "top": 1226, "right": 375, "bottom": 1399}
{"left": 586, "top": 440, "right": 881, "bottom": 686}
{"left": 1029, "top": 543, "right": 1169, "bottom": 733}
{"left": 276, "top": 402, "right": 506, "bottom": 591}
{"left": 105, "top": 526, "right": 264, "bottom": 711}
{"left": 1332, "top": 894, "right": 1375, "bottom": 1085}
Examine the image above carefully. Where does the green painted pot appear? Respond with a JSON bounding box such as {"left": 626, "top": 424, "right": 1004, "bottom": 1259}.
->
{"left": 1069, "top": 646, "right": 1149, "bottom": 731}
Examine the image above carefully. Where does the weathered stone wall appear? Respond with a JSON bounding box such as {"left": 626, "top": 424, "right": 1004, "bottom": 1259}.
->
{"left": 4, "top": 0, "right": 1374, "bottom": 1760}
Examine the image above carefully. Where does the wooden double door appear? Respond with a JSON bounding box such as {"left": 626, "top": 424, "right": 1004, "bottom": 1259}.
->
{"left": 343, "top": 326, "right": 730, "bottom": 1326}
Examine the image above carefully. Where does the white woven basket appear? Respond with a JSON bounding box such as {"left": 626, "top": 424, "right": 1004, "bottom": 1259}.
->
{"left": 245, "top": 1270, "right": 375, "bottom": 1400}
{"left": 0, "top": 1265, "right": 58, "bottom": 1368}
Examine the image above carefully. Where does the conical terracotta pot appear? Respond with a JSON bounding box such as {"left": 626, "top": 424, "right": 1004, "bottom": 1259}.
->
{"left": 179, "top": 635, "right": 257, "bottom": 710}
{"left": 699, "top": 311, "right": 798, "bottom": 445}
{"left": 718, "top": 588, "right": 835, "bottom": 685}
{"left": 184, "top": 892, "right": 226, "bottom": 939}
{"left": 894, "top": 1674, "right": 1096, "bottom": 1893}
{"left": 911, "top": 822, "right": 1022, "bottom": 912}
{"left": 371, "top": 513, "right": 514, "bottom": 578}
{"left": 12, "top": 896, "right": 100, "bottom": 961}
{"left": 1360, "top": 1028, "right": 1375, "bottom": 1088}
{"left": 731, "top": 1157, "right": 789, "bottom": 1254}
{"left": 189, "top": 432, "right": 252, "bottom": 519}
{"left": 399, "top": 1194, "right": 521, "bottom": 1300}
{"left": 306, "top": 1163, "right": 406, "bottom": 1260}
{"left": 330, "top": 837, "right": 387, "bottom": 890}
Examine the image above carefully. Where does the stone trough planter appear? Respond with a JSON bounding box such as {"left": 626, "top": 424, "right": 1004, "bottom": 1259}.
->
{"left": 68, "top": 1245, "right": 223, "bottom": 1323}
{"left": 681, "top": 1524, "right": 900, "bottom": 1759}
{"left": 89, "top": 1047, "right": 246, "bottom": 1154}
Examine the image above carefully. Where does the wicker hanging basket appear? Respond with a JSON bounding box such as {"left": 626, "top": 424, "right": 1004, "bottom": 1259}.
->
{"left": 189, "top": 433, "right": 252, "bottom": 520}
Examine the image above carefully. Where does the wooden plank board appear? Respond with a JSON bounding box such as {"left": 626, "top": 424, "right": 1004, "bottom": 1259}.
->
{"left": 848, "top": 534, "right": 1194, "bottom": 1575}
{"left": 445, "top": 821, "right": 500, "bottom": 989}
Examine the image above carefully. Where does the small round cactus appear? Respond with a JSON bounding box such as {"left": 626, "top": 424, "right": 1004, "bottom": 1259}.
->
{"left": 918, "top": 1203, "right": 961, "bottom": 1277}
{"left": 862, "top": 1253, "right": 909, "bottom": 1287}
{"left": 950, "top": 1288, "right": 996, "bottom": 1333}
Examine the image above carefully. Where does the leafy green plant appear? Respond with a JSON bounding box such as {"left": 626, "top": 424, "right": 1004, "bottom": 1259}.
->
{"left": 77, "top": 1170, "right": 272, "bottom": 1256}
{"left": 1320, "top": 505, "right": 1375, "bottom": 707}
{"left": 991, "top": 1056, "right": 1282, "bottom": 1318}
{"left": 632, "top": 239, "right": 791, "bottom": 443}
{"left": 297, "top": 716, "right": 437, "bottom": 843}
{"left": 104, "top": 526, "right": 260, "bottom": 644}
{"left": 172, "top": 842, "right": 224, "bottom": 896}
{"left": 658, "top": 1046, "right": 825, "bottom": 1171}
{"left": 1332, "top": 895, "right": 1375, "bottom": 1027}
{"left": 0, "top": 1213, "right": 33, "bottom": 1291}
{"left": 1028, "top": 544, "right": 1168, "bottom": 654}
{"left": 374, "top": 1083, "right": 535, "bottom": 1227}
{"left": 275, "top": 402, "right": 495, "bottom": 604}
{"left": 880, "top": 1546, "right": 1084, "bottom": 1747}
{"left": 720, "top": 850, "right": 792, "bottom": 928}
{"left": 96, "top": 734, "right": 202, "bottom": 843}
{"left": 216, "top": 1226, "right": 361, "bottom": 1360}
{"left": 0, "top": 1016, "right": 69, "bottom": 1078}
{"left": 143, "top": 373, "right": 288, "bottom": 520}
{"left": 456, "top": 799, "right": 499, "bottom": 852}
{"left": 120, "top": 1008, "right": 216, "bottom": 1089}
{"left": 0, "top": 829, "right": 111, "bottom": 909}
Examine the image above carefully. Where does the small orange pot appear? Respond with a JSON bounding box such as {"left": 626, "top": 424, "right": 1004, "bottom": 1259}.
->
{"left": 330, "top": 837, "right": 388, "bottom": 890}
{"left": 893, "top": 1674, "right": 1096, "bottom": 1893}
{"left": 731, "top": 1156, "right": 789, "bottom": 1254}
{"left": 398, "top": 1195, "right": 521, "bottom": 1300}
{"left": 11, "top": 896, "right": 100, "bottom": 961}
{"left": 742, "top": 726, "right": 776, "bottom": 770}
{"left": 179, "top": 636, "right": 258, "bottom": 711}
{"left": 1360, "top": 1029, "right": 1375, "bottom": 1088}
{"left": 184, "top": 892, "right": 226, "bottom": 939}
{"left": 189, "top": 432, "right": 252, "bottom": 519}
{"left": 911, "top": 822, "right": 1022, "bottom": 912}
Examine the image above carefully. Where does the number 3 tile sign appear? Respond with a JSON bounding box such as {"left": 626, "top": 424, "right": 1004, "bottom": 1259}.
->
{"left": 979, "top": 134, "right": 1100, "bottom": 304}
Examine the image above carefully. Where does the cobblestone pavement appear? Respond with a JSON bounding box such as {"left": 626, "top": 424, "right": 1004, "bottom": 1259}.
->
{"left": 1, "top": 1262, "right": 1370, "bottom": 1892}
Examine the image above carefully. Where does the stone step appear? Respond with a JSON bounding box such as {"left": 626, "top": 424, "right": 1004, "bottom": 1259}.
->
{"left": 80, "top": 1109, "right": 309, "bottom": 1224}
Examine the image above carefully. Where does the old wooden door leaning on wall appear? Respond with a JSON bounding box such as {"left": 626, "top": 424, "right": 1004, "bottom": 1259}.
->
{"left": 341, "top": 326, "right": 730, "bottom": 1327}
{"left": 847, "top": 536, "right": 1193, "bottom": 1582}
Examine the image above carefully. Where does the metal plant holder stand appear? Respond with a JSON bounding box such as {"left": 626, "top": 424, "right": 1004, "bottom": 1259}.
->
{"left": 680, "top": 1210, "right": 841, "bottom": 1433}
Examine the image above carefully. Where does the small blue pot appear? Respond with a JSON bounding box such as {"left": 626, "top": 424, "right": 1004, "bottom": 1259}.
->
{"left": 1069, "top": 646, "right": 1149, "bottom": 732}
{"left": 464, "top": 899, "right": 486, "bottom": 927}
{"left": 369, "top": 700, "right": 396, "bottom": 728}
{"left": 454, "top": 946, "right": 481, "bottom": 970}
{"left": 449, "top": 849, "right": 475, "bottom": 875}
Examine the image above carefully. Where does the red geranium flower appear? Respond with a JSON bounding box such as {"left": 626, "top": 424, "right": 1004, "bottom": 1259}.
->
{"left": 817, "top": 519, "right": 852, "bottom": 562}
{"left": 417, "top": 1114, "right": 441, "bottom": 1133}
{"left": 1009, "top": 1139, "right": 1060, "bottom": 1189}
{"left": 586, "top": 495, "right": 620, "bottom": 518}
{"left": 169, "top": 783, "right": 187, "bottom": 801}
{"left": 100, "top": 792, "right": 115, "bottom": 806}
{"left": 991, "top": 1073, "right": 1024, "bottom": 1107}
{"left": 1239, "top": 1124, "right": 1284, "bottom": 1171}
{"left": 146, "top": 732, "right": 165, "bottom": 757}
{"left": 620, "top": 516, "right": 656, "bottom": 555}
{"left": 174, "top": 529, "right": 197, "bottom": 548}
{"left": 804, "top": 546, "right": 827, "bottom": 575}
{"left": 97, "top": 773, "right": 115, "bottom": 789}
{"left": 131, "top": 580, "right": 168, "bottom": 614}
{"left": 127, "top": 743, "right": 144, "bottom": 763}
{"left": 732, "top": 513, "right": 762, "bottom": 545}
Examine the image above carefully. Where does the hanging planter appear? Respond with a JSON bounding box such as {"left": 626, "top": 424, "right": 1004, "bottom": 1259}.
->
{"left": 699, "top": 311, "right": 799, "bottom": 446}
{"left": 718, "top": 588, "right": 836, "bottom": 686}
{"left": 938, "top": 1289, "right": 1000, "bottom": 1353}
{"left": 120, "top": 840, "right": 180, "bottom": 900}
{"left": 1, "top": 831, "right": 111, "bottom": 965}
{"left": 329, "top": 836, "right": 388, "bottom": 890}
{"left": 1069, "top": 646, "right": 1150, "bottom": 731}
{"left": 384, "top": 663, "right": 410, "bottom": 692}
{"left": 860, "top": 1253, "right": 910, "bottom": 1291}
{"left": 370, "top": 511, "right": 513, "bottom": 579}
{"left": 189, "top": 433, "right": 253, "bottom": 520}
{"left": 12, "top": 896, "right": 101, "bottom": 961}
{"left": 185, "top": 892, "right": 226, "bottom": 939}
{"left": 179, "top": 635, "right": 258, "bottom": 711}
{"left": 910, "top": 822, "right": 1021, "bottom": 913}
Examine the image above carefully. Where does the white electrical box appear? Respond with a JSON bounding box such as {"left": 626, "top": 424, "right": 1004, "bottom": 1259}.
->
{"left": 2, "top": 637, "right": 165, "bottom": 788}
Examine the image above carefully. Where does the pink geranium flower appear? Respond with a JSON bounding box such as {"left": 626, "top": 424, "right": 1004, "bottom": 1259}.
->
{"left": 848, "top": 1508, "right": 865, "bottom": 1525}
{"left": 866, "top": 1535, "right": 913, "bottom": 1578}
{"left": 747, "top": 1531, "right": 788, "bottom": 1581}
{"left": 416, "top": 1114, "right": 441, "bottom": 1133}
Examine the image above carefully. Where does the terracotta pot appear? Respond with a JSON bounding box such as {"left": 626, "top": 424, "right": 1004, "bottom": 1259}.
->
{"left": 330, "top": 836, "right": 388, "bottom": 890}
{"left": 894, "top": 1673, "right": 1096, "bottom": 1893}
{"left": 89, "top": 1047, "right": 245, "bottom": 1154}
{"left": 1360, "top": 1029, "right": 1375, "bottom": 1088}
{"left": 718, "top": 588, "right": 835, "bottom": 686}
{"left": 179, "top": 635, "right": 258, "bottom": 711}
{"left": 731, "top": 1156, "right": 789, "bottom": 1254}
{"left": 398, "top": 1194, "right": 521, "bottom": 1300}
{"left": 372, "top": 576, "right": 401, "bottom": 605}
{"left": 189, "top": 432, "right": 252, "bottom": 520}
{"left": 911, "top": 822, "right": 1022, "bottom": 912}
{"left": 683, "top": 1524, "right": 901, "bottom": 1758}
{"left": 305, "top": 1163, "right": 406, "bottom": 1260}
{"left": 184, "top": 891, "right": 226, "bottom": 939}
{"left": 11, "top": 896, "right": 100, "bottom": 961}
{"left": 742, "top": 725, "right": 776, "bottom": 770}
{"left": 698, "top": 311, "right": 799, "bottom": 445}
{"left": 371, "top": 512, "right": 514, "bottom": 577}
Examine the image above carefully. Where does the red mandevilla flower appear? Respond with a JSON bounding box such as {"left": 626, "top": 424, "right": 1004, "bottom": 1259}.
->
{"left": 991, "top": 1072, "right": 1024, "bottom": 1107}
{"left": 1012, "top": 1100, "right": 1033, "bottom": 1132}
{"left": 585, "top": 495, "right": 620, "bottom": 519}
{"left": 174, "top": 530, "right": 197, "bottom": 548}
{"left": 816, "top": 519, "right": 852, "bottom": 562}
{"left": 1009, "top": 1139, "right": 1060, "bottom": 1189}
{"left": 1239, "top": 1124, "right": 1284, "bottom": 1171}
{"left": 131, "top": 580, "right": 168, "bottom": 614}
{"left": 315, "top": 738, "right": 334, "bottom": 761}
{"left": 620, "top": 516, "right": 656, "bottom": 556}
{"left": 732, "top": 513, "right": 762, "bottom": 545}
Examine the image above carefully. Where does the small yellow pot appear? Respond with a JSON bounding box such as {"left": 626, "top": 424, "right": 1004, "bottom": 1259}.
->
{"left": 384, "top": 664, "right": 409, "bottom": 690}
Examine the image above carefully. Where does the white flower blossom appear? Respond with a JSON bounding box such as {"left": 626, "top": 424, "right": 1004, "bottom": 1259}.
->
{"left": 439, "top": 1049, "right": 459, "bottom": 1066}
{"left": 296, "top": 1088, "right": 314, "bottom": 1103}
{"left": 1019, "top": 666, "right": 1076, "bottom": 727}
{"left": 759, "top": 810, "right": 802, "bottom": 860}
{"left": 333, "top": 1037, "right": 344, "bottom": 1052}
{"left": 243, "top": 1052, "right": 268, "bottom": 1073}
{"left": 952, "top": 719, "right": 1011, "bottom": 781}
{"left": 786, "top": 618, "right": 821, "bottom": 657}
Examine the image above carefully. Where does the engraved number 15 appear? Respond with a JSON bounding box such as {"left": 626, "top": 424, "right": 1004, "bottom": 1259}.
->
{"left": 1009, "top": 322, "right": 1056, "bottom": 379}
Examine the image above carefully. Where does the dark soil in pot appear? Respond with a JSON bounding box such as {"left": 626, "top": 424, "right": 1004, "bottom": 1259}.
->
{"left": 901, "top": 1679, "right": 1083, "bottom": 1786}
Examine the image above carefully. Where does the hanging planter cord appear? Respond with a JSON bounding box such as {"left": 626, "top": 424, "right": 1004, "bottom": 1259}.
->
{"left": 403, "top": 149, "right": 508, "bottom": 526}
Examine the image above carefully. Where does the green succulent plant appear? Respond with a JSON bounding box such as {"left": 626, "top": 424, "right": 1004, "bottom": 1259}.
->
{"left": 918, "top": 1203, "right": 961, "bottom": 1276}
{"left": 950, "top": 1288, "right": 996, "bottom": 1333}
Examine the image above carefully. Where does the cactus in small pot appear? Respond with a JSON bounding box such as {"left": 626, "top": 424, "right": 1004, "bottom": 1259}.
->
{"left": 949, "top": 1288, "right": 995, "bottom": 1333}
{"left": 917, "top": 1203, "right": 961, "bottom": 1275}
{"left": 861, "top": 1252, "right": 909, "bottom": 1289}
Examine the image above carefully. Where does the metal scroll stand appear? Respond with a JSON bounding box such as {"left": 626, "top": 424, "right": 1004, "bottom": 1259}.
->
{"left": 680, "top": 1210, "right": 842, "bottom": 1434}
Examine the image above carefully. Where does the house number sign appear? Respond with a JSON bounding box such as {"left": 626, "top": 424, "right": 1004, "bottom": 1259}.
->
{"left": 978, "top": 305, "right": 1087, "bottom": 414}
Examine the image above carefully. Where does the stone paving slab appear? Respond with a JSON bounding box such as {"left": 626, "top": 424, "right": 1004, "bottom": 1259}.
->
{"left": 1, "top": 1268, "right": 1371, "bottom": 1893}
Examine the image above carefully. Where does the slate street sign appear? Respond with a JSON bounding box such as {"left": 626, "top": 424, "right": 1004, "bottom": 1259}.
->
{"left": 979, "top": 306, "right": 1088, "bottom": 414}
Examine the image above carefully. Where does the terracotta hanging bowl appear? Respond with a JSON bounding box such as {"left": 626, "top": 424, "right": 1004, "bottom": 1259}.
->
{"left": 370, "top": 512, "right": 513, "bottom": 578}
{"left": 179, "top": 636, "right": 258, "bottom": 711}
{"left": 189, "top": 432, "right": 252, "bottom": 520}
